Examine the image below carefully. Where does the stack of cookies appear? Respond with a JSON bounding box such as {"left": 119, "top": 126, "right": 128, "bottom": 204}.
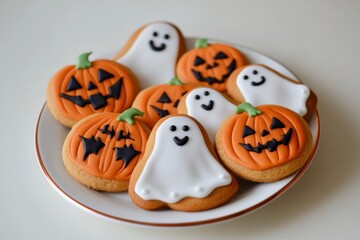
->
{"left": 46, "top": 21, "right": 317, "bottom": 212}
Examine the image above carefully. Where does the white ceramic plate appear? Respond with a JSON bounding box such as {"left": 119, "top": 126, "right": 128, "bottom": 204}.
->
{"left": 35, "top": 38, "right": 320, "bottom": 227}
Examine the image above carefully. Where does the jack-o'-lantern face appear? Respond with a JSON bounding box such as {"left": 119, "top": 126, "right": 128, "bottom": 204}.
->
{"left": 220, "top": 103, "right": 308, "bottom": 170}
{"left": 47, "top": 52, "right": 139, "bottom": 127}
{"left": 66, "top": 108, "right": 149, "bottom": 181}
{"left": 132, "top": 77, "right": 197, "bottom": 129}
{"left": 176, "top": 39, "right": 247, "bottom": 92}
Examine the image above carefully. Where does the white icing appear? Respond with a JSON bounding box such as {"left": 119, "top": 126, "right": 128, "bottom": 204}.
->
{"left": 185, "top": 87, "right": 236, "bottom": 143}
{"left": 118, "top": 22, "right": 181, "bottom": 89}
{"left": 236, "top": 65, "right": 310, "bottom": 116}
{"left": 134, "top": 116, "right": 231, "bottom": 203}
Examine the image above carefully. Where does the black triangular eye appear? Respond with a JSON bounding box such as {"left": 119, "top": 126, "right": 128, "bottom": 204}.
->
{"left": 194, "top": 56, "right": 206, "bottom": 66}
{"left": 270, "top": 117, "right": 285, "bottom": 129}
{"left": 87, "top": 81, "right": 97, "bottom": 90}
{"left": 242, "top": 125, "right": 256, "bottom": 138}
{"left": 157, "top": 92, "right": 172, "bottom": 103}
{"left": 214, "top": 51, "right": 228, "bottom": 60}
{"left": 98, "top": 69, "right": 114, "bottom": 82}
{"left": 66, "top": 76, "right": 82, "bottom": 91}
{"left": 261, "top": 130, "right": 269, "bottom": 137}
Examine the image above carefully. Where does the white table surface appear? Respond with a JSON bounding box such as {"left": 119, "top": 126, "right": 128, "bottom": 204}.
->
{"left": 1, "top": 0, "right": 360, "bottom": 239}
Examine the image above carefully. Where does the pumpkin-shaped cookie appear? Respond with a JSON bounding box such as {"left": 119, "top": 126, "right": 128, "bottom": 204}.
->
{"left": 62, "top": 108, "right": 150, "bottom": 192}
{"left": 132, "top": 77, "right": 197, "bottom": 129}
{"left": 216, "top": 103, "right": 313, "bottom": 182}
{"left": 47, "top": 52, "right": 139, "bottom": 128}
{"left": 176, "top": 39, "right": 247, "bottom": 92}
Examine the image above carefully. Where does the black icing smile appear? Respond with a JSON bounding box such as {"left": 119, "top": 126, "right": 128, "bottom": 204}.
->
{"left": 60, "top": 78, "right": 122, "bottom": 110}
{"left": 251, "top": 76, "right": 266, "bottom": 86}
{"left": 149, "top": 40, "right": 166, "bottom": 51}
{"left": 201, "top": 100, "right": 214, "bottom": 111}
{"left": 240, "top": 128, "right": 293, "bottom": 153}
{"left": 191, "top": 59, "right": 236, "bottom": 85}
{"left": 173, "top": 136, "right": 189, "bottom": 146}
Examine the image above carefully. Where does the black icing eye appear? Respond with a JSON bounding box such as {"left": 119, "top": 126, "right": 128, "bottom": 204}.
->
{"left": 170, "top": 125, "right": 177, "bottom": 131}
{"left": 153, "top": 31, "right": 158, "bottom": 37}
{"left": 204, "top": 91, "right": 210, "bottom": 96}
{"left": 194, "top": 56, "right": 206, "bottom": 66}
{"left": 270, "top": 117, "right": 285, "bottom": 129}
{"left": 261, "top": 130, "right": 269, "bottom": 137}
{"left": 66, "top": 76, "right": 82, "bottom": 92}
{"left": 243, "top": 75, "right": 249, "bottom": 80}
{"left": 214, "top": 51, "right": 228, "bottom": 60}
{"left": 195, "top": 95, "right": 200, "bottom": 100}
{"left": 253, "top": 70, "right": 258, "bottom": 75}
{"left": 242, "top": 125, "right": 256, "bottom": 138}
{"left": 183, "top": 125, "right": 189, "bottom": 131}
{"left": 164, "top": 34, "right": 170, "bottom": 39}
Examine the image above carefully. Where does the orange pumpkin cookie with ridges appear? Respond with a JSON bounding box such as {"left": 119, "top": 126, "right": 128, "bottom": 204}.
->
{"left": 176, "top": 38, "right": 247, "bottom": 92}
{"left": 132, "top": 77, "right": 197, "bottom": 129}
{"left": 62, "top": 108, "right": 150, "bottom": 192}
{"left": 215, "top": 103, "right": 313, "bottom": 182}
{"left": 47, "top": 52, "right": 139, "bottom": 128}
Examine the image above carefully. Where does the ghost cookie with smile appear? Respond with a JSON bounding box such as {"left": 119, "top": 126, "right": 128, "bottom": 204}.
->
{"left": 114, "top": 21, "right": 186, "bottom": 89}
{"left": 216, "top": 103, "right": 313, "bottom": 182}
{"left": 129, "top": 114, "right": 238, "bottom": 212}
{"left": 226, "top": 64, "right": 318, "bottom": 121}
{"left": 62, "top": 108, "right": 150, "bottom": 192}
{"left": 176, "top": 38, "right": 247, "bottom": 92}
{"left": 46, "top": 52, "right": 139, "bottom": 128}
{"left": 177, "top": 87, "right": 236, "bottom": 143}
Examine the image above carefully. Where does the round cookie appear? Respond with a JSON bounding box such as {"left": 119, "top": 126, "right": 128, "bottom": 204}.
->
{"left": 215, "top": 103, "right": 313, "bottom": 182}
{"left": 114, "top": 21, "right": 186, "bottom": 89}
{"left": 176, "top": 38, "right": 247, "bottom": 92}
{"left": 226, "top": 64, "right": 318, "bottom": 121}
{"left": 47, "top": 52, "right": 139, "bottom": 128}
{"left": 132, "top": 77, "right": 197, "bottom": 129}
{"left": 177, "top": 87, "right": 237, "bottom": 144}
{"left": 62, "top": 108, "right": 150, "bottom": 192}
{"left": 129, "top": 114, "right": 238, "bottom": 212}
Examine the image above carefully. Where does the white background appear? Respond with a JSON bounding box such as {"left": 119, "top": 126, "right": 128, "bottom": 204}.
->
{"left": 1, "top": 0, "right": 360, "bottom": 239}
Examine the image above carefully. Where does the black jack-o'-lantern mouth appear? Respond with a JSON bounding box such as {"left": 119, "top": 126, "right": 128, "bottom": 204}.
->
{"left": 148, "top": 31, "right": 170, "bottom": 52}
{"left": 59, "top": 69, "right": 123, "bottom": 110}
{"left": 191, "top": 51, "right": 236, "bottom": 85}
{"left": 239, "top": 117, "right": 293, "bottom": 153}
{"left": 80, "top": 124, "right": 140, "bottom": 167}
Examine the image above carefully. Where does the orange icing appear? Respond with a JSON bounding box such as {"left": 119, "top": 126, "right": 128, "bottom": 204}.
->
{"left": 133, "top": 83, "right": 196, "bottom": 128}
{"left": 49, "top": 60, "right": 138, "bottom": 123}
{"left": 221, "top": 105, "right": 307, "bottom": 170}
{"left": 176, "top": 43, "right": 246, "bottom": 92}
{"left": 67, "top": 112, "right": 148, "bottom": 180}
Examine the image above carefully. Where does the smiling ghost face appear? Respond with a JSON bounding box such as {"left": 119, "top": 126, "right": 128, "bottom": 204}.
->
{"left": 117, "top": 22, "right": 182, "bottom": 88}
{"left": 236, "top": 65, "right": 310, "bottom": 116}
{"left": 184, "top": 87, "right": 236, "bottom": 142}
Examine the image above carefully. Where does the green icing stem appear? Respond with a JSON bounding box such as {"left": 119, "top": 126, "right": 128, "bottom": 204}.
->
{"left": 117, "top": 108, "right": 144, "bottom": 124}
{"left": 235, "top": 103, "right": 262, "bottom": 117}
{"left": 169, "top": 77, "right": 183, "bottom": 85}
{"left": 76, "top": 52, "right": 93, "bottom": 69}
{"left": 195, "top": 38, "right": 209, "bottom": 48}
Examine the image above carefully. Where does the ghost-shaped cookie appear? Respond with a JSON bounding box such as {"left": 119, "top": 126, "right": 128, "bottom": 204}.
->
{"left": 227, "top": 64, "right": 317, "bottom": 120}
{"left": 178, "top": 87, "right": 236, "bottom": 143}
{"left": 114, "top": 22, "right": 186, "bottom": 89}
{"left": 129, "top": 115, "right": 238, "bottom": 211}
